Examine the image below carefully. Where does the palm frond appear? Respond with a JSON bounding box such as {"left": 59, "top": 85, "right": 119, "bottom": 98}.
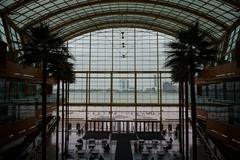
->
{"left": 165, "top": 21, "right": 217, "bottom": 83}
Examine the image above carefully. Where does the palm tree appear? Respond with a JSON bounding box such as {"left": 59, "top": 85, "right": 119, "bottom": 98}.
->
{"left": 17, "top": 24, "right": 69, "bottom": 160}
{"left": 48, "top": 47, "right": 74, "bottom": 159}
{"left": 61, "top": 79, "right": 65, "bottom": 160}
{"left": 48, "top": 59, "right": 69, "bottom": 159}
{"left": 165, "top": 22, "right": 216, "bottom": 160}
{"left": 49, "top": 59, "right": 75, "bottom": 159}
{"left": 63, "top": 64, "right": 75, "bottom": 157}
{"left": 166, "top": 51, "right": 192, "bottom": 159}
{"left": 165, "top": 61, "right": 188, "bottom": 159}
{"left": 61, "top": 63, "right": 75, "bottom": 158}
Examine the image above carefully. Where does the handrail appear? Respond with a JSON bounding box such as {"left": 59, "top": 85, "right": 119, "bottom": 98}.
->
{"left": 197, "top": 96, "right": 234, "bottom": 105}
{"left": 17, "top": 116, "right": 57, "bottom": 160}
{"left": 0, "top": 99, "right": 57, "bottom": 126}
{"left": 196, "top": 122, "right": 225, "bottom": 160}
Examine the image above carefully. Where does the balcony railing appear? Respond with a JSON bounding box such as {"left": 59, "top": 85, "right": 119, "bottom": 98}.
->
{"left": 197, "top": 96, "right": 240, "bottom": 126}
{"left": 0, "top": 94, "right": 57, "bottom": 125}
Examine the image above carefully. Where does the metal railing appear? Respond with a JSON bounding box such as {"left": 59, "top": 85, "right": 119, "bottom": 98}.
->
{"left": 196, "top": 122, "right": 225, "bottom": 160}
{"left": 19, "top": 116, "right": 57, "bottom": 160}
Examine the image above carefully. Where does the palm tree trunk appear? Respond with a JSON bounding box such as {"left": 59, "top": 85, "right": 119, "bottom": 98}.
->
{"left": 61, "top": 81, "right": 65, "bottom": 160}
{"left": 42, "top": 61, "right": 47, "bottom": 160}
{"left": 67, "top": 83, "right": 70, "bottom": 147}
{"left": 56, "top": 79, "right": 60, "bottom": 160}
{"left": 190, "top": 66, "right": 197, "bottom": 160}
{"left": 181, "top": 82, "right": 185, "bottom": 160}
{"left": 178, "top": 82, "right": 183, "bottom": 154}
{"left": 185, "top": 81, "right": 189, "bottom": 160}
{"left": 65, "top": 82, "right": 68, "bottom": 155}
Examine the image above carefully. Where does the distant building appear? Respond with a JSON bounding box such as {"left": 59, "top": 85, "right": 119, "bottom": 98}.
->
{"left": 162, "top": 82, "right": 177, "bottom": 92}
{"left": 119, "top": 79, "right": 129, "bottom": 91}
{"left": 154, "top": 74, "right": 157, "bottom": 87}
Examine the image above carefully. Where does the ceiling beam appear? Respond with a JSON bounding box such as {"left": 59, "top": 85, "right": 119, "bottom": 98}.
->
{"left": 221, "top": 0, "right": 240, "bottom": 9}
{"left": 64, "top": 27, "right": 174, "bottom": 42}
{"left": 22, "top": 0, "right": 228, "bottom": 30}
{"left": 51, "top": 11, "right": 198, "bottom": 32}
{"left": 61, "top": 21, "right": 209, "bottom": 42}
{"left": 50, "top": 12, "right": 218, "bottom": 43}
{"left": 63, "top": 22, "right": 176, "bottom": 41}
{"left": 4, "top": 0, "right": 33, "bottom": 14}
{"left": 229, "top": 17, "right": 240, "bottom": 32}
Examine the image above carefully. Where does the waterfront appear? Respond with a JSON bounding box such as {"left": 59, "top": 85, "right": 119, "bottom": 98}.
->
{"left": 68, "top": 91, "right": 179, "bottom": 104}
{"left": 55, "top": 91, "right": 183, "bottom": 129}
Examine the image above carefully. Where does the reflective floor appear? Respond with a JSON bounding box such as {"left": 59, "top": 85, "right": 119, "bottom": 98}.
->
{"left": 32, "top": 123, "right": 213, "bottom": 160}
{"left": 44, "top": 129, "right": 184, "bottom": 160}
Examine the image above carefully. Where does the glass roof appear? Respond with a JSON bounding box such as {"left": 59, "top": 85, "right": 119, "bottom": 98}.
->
{"left": 1, "top": 0, "right": 239, "bottom": 42}
{"left": 56, "top": 14, "right": 217, "bottom": 42}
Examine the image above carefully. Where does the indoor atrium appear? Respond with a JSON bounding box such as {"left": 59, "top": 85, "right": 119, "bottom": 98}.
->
{"left": 0, "top": 1, "right": 239, "bottom": 160}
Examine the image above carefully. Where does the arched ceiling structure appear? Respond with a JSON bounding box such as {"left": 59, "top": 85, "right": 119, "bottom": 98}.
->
{"left": 1, "top": 0, "right": 239, "bottom": 43}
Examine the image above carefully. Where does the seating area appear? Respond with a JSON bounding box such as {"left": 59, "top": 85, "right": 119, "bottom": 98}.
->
{"left": 50, "top": 131, "right": 116, "bottom": 160}
{"left": 44, "top": 120, "right": 183, "bottom": 160}
{"left": 49, "top": 126, "right": 182, "bottom": 160}
{"left": 131, "top": 133, "right": 181, "bottom": 160}
{"left": 43, "top": 126, "right": 183, "bottom": 160}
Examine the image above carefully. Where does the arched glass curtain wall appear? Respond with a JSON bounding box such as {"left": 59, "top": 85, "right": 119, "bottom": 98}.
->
{"left": 56, "top": 28, "right": 180, "bottom": 132}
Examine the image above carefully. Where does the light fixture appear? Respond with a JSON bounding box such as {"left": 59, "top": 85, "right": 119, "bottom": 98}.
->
{"left": 122, "top": 42, "right": 125, "bottom": 48}
{"left": 120, "top": 31, "right": 126, "bottom": 59}
{"left": 121, "top": 32, "right": 124, "bottom": 39}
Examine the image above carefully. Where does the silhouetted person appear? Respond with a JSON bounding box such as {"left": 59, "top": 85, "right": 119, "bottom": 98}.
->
{"left": 89, "top": 155, "right": 94, "bottom": 160}
{"left": 163, "top": 129, "right": 166, "bottom": 135}
{"left": 77, "top": 138, "right": 83, "bottom": 143}
{"left": 138, "top": 144, "right": 143, "bottom": 153}
{"left": 134, "top": 141, "right": 138, "bottom": 152}
{"left": 99, "top": 155, "right": 104, "bottom": 160}
{"left": 104, "top": 143, "right": 110, "bottom": 152}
